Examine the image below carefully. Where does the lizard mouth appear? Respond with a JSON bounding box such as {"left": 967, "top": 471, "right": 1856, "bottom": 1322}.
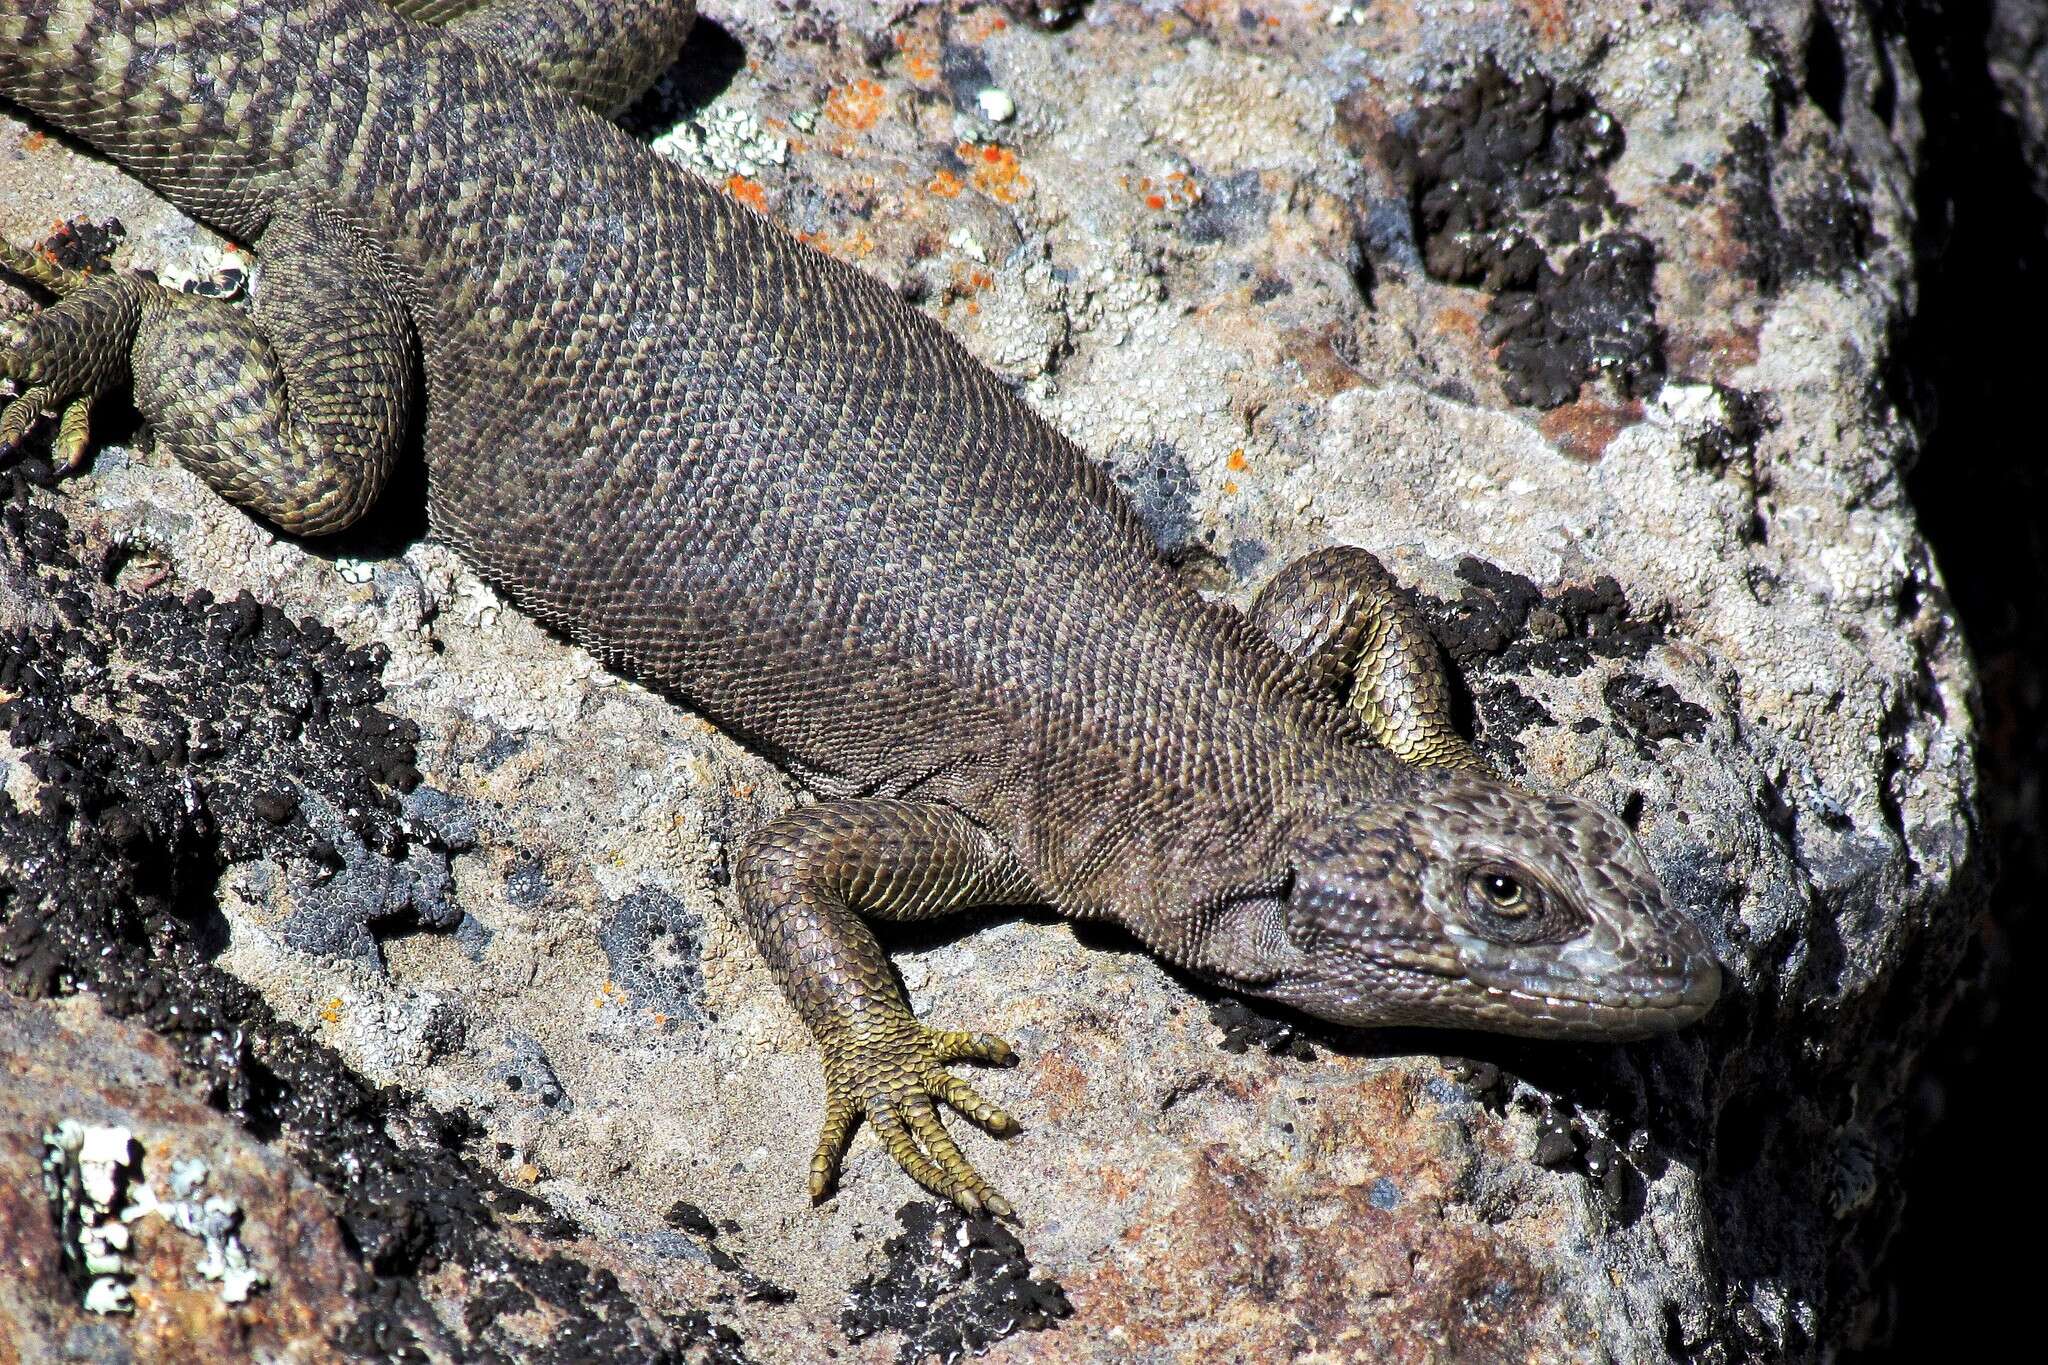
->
{"left": 1460, "top": 954, "right": 1723, "bottom": 1038}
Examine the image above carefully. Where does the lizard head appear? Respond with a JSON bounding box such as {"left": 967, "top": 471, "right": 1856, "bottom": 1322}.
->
{"left": 1216, "top": 769, "right": 1720, "bottom": 1040}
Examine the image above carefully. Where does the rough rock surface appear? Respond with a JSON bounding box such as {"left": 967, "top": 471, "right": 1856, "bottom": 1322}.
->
{"left": 0, "top": 2, "right": 1991, "bottom": 1360}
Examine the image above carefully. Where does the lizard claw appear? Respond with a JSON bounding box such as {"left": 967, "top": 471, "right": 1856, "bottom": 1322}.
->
{"left": 809, "top": 1015, "right": 1021, "bottom": 1218}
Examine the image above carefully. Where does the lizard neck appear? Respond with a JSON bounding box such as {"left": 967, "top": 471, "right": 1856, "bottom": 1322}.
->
{"left": 1020, "top": 601, "right": 1411, "bottom": 930}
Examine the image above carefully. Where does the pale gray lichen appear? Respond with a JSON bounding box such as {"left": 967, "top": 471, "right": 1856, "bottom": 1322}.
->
{"left": 40, "top": 1121, "right": 267, "bottom": 1311}
{"left": 127, "top": 1155, "right": 269, "bottom": 1304}
{"left": 650, "top": 103, "right": 789, "bottom": 182}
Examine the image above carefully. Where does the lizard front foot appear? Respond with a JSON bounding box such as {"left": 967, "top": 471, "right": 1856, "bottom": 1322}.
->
{"left": 812, "top": 1015, "right": 1021, "bottom": 1218}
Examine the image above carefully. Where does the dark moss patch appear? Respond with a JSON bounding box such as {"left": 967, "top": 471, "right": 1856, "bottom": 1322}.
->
{"left": 35, "top": 215, "right": 126, "bottom": 273}
{"left": 1685, "top": 384, "right": 1773, "bottom": 469}
{"left": 1389, "top": 62, "right": 1664, "bottom": 408}
{"left": 1602, "top": 671, "right": 1710, "bottom": 753}
{"left": 1720, "top": 122, "right": 1874, "bottom": 295}
{"left": 1481, "top": 231, "right": 1662, "bottom": 408}
{"left": 1423, "top": 557, "right": 1667, "bottom": 677}
{"left": 0, "top": 482, "right": 749, "bottom": 1362}
{"left": 1209, "top": 997, "right": 1317, "bottom": 1061}
{"left": 841, "top": 1201, "right": 1071, "bottom": 1364}
{"left": 1403, "top": 557, "right": 1671, "bottom": 767}
{"left": 1471, "top": 679, "right": 1557, "bottom": 773}
{"left": 663, "top": 1201, "right": 795, "bottom": 1306}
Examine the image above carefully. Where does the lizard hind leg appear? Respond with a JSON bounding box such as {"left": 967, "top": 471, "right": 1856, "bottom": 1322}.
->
{"left": 1, "top": 236, "right": 143, "bottom": 471}
{"left": 2, "top": 203, "right": 415, "bottom": 537}
{"left": 1250, "top": 545, "right": 1489, "bottom": 773}
{"left": 734, "top": 799, "right": 1042, "bottom": 1217}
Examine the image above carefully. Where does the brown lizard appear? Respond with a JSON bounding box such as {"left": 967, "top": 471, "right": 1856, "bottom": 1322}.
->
{"left": 0, "top": 0, "right": 1720, "bottom": 1217}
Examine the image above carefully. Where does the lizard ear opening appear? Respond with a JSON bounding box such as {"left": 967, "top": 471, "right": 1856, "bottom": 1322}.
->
{"left": 1202, "top": 876, "right": 1300, "bottom": 986}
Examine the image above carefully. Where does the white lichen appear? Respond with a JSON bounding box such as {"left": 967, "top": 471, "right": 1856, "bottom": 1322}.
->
{"left": 42, "top": 1120, "right": 141, "bottom": 1314}
{"left": 976, "top": 87, "right": 1017, "bottom": 123}
{"left": 42, "top": 1122, "right": 268, "bottom": 1311}
{"left": 650, "top": 103, "right": 789, "bottom": 182}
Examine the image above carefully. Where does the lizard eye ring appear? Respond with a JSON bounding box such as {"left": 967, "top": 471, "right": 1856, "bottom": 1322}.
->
{"left": 1460, "top": 862, "right": 1584, "bottom": 944}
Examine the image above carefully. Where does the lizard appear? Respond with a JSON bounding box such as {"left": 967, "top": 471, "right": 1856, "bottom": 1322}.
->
{"left": 0, "top": 0, "right": 1721, "bottom": 1218}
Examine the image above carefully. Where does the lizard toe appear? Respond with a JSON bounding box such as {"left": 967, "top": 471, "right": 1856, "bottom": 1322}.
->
{"left": 0, "top": 238, "right": 146, "bottom": 467}
{"left": 808, "top": 1094, "right": 859, "bottom": 1202}
{"left": 929, "top": 1071, "right": 1018, "bottom": 1136}
{"left": 0, "top": 383, "right": 54, "bottom": 456}
{"left": 865, "top": 1100, "right": 957, "bottom": 1203}
{"left": 927, "top": 1027, "right": 1016, "bottom": 1067}
{"left": 807, "top": 1013, "right": 1024, "bottom": 1209}
{"left": 53, "top": 397, "right": 91, "bottom": 470}
{"left": 899, "top": 1096, "right": 1010, "bottom": 1216}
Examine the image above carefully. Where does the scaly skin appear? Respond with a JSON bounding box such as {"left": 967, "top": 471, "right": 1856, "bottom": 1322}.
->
{"left": 0, "top": 0, "right": 1721, "bottom": 1215}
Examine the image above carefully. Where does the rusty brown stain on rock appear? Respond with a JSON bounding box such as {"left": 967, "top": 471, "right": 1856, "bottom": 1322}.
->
{"left": 1667, "top": 324, "right": 1763, "bottom": 382}
{"left": 1283, "top": 325, "right": 1363, "bottom": 397}
{"left": 1539, "top": 398, "right": 1644, "bottom": 461}
{"left": 1028, "top": 1046, "right": 1094, "bottom": 1125}
{"left": 1010, "top": 1061, "right": 1560, "bottom": 1360}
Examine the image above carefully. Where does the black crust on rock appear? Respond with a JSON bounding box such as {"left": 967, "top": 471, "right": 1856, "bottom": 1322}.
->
{"left": 1390, "top": 62, "right": 1665, "bottom": 408}
{"left": 0, "top": 480, "right": 750, "bottom": 1362}
{"left": 840, "top": 1200, "right": 1073, "bottom": 1363}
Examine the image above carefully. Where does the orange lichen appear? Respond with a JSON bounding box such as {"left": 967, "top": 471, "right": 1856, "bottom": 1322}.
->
{"left": 795, "top": 228, "right": 879, "bottom": 261}
{"left": 824, "top": 78, "right": 887, "bottom": 131}
{"left": 319, "top": 998, "right": 343, "bottom": 1025}
{"left": 956, "top": 141, "right": 1030, "bottom": 203}
{"left": 21, "top": 130, "right": 45, "bottom": 151}
{"left": 1517, "top": 0, "right": 1571, "bottom": 46}
{"left": 894, "top": 30, "right": 942, "bottom": 85}
{"left": 1126, "top": 170, "right": 1201, "bottom": 212}
{"left": 961, "top": 9, "right": 1010, "bottom": 42}
{"left": 1222, "top": 481, "right": 1240, "bottom": 496}
{"left": 927, "top": 168, "right": 964, "bottom": 198}
{"left": 723, "top": 174, "right": 768, "bottom": 214}
{"left": 1226, "top": 448, "right": 1248, "bottom": 472}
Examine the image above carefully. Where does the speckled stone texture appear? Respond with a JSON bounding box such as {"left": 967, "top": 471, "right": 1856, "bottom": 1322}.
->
{"left": 0, "top": 2, "right": 1989, "bottom": 1361}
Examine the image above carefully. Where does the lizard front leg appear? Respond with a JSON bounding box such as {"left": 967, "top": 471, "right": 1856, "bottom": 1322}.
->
{"left": 1250, "top": 545, "right": 1487, "bottom": 773}
{"left": 734, "top": 798, "right": 1041, "bottom": 1215}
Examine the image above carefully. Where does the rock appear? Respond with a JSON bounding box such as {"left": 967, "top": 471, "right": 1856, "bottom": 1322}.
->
{"left": 0, "top": 993, "right": 359, "bottom": 1362}
{"left": 0, "top": 2, "right": 1988, "bottom": 1360}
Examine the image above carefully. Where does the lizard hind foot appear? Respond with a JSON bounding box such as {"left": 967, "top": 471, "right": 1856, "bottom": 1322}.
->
{"left": 809, "top": 1016, "right": 1021, "bottom": 1219}
{"left": 0, "top": 234, "right": 143, "bottom": 470}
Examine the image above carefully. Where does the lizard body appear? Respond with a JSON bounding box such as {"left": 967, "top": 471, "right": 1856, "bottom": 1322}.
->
{"left": 0, "top": 0, "right": 1719, "bottom": 1213}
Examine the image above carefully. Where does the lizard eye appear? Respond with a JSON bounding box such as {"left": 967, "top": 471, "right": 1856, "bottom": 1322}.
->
{"left": 1461, "top": 863, "right": 1579, "bottom": 944}
{"left": 1474, "top": 870, "right": 1527, "bottom": 913}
